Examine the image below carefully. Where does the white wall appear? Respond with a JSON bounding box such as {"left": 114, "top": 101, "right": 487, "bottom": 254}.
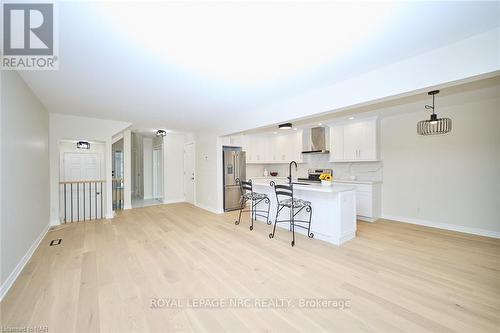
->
{"left": 380, "top": 86, "right": 500, "bottom": 236}
{"left": 49, "top": 114, "right": 131, "bottom": 223}
{"left": 162, "top": 133, "right": 185, "bottom": 203}
{"left": 194, "top": 131, "right": 221, "bottom": 212}
{"left": 123, "top": 129, "right": 132, "bottom": 209}
{"left": 143, "top": 137, "right": 153, "bottom": 199}
{"left": 1, "top": 71, "right": 50, "bottom": 299}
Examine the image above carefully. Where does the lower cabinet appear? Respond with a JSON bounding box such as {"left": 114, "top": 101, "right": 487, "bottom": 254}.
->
{"left": 334, "top": 181, "right": 381, "bottom": 222}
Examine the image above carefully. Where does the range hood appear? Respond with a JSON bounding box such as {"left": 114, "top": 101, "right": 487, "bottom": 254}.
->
{"left": 302, "top": 126, "right": 330, "bottom": 154}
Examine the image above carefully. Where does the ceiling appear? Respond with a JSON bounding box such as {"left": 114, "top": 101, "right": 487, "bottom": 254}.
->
{"left": 18, "top": 1, "right": 500, "bottom": 132}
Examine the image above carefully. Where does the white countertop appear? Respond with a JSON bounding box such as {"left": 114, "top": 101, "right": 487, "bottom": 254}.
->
{"left": 251, "top": 179, "right": 355, "bottom": 193}
{"left": 333, "top": 179, "right": 382, "bottom": 185}
{"left": 249, "top": 176, "right": 381, "bottom": 185}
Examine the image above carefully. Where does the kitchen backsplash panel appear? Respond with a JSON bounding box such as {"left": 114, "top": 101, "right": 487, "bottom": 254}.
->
{"left": 246, "top": 154, "right": 383, "bottom": 182}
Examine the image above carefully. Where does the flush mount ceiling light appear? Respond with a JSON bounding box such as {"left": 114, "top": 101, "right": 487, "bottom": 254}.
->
{"left": 279, "top": 123, "right": 293, "bottom": 130}
{"left": 156, "top": 129, "right": 167, "bottom": 137}
{"left": 417, "top": 90, "right": 452, "bottom": 135}
{"left": 76, "top": 141, "right": 90, "bottom": 149}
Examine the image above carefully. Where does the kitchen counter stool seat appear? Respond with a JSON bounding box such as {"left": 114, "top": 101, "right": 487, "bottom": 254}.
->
{"left": 279, "top": 198, "right": 311, "bottom": 208}
{"left": 269, "top": 182, "right": 313, "bottom": 247}
{"left": 235, "top": 179, "right": 271, "bottom": 230}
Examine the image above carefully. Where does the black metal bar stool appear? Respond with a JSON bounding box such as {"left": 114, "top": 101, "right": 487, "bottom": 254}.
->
{"left": 269, "top": 181, "right": 313, "bottom": 247}
{"left": 235, "top": 179, "right": 271, "bottom": 230}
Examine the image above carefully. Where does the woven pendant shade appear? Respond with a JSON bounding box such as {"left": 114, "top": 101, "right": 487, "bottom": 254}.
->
{"left": 417, "top": 90, "right": 452, "bottom": 135}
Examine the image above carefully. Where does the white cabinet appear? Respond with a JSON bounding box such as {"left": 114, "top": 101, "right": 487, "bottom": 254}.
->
{"left": 329, "top": 118, "right": 378, "bottom": 162}
{"left": 243, "top": 130, "right": 303, "bottom": 164}
{"left": 334, "top": 181, "right": 381, "bottom": 222}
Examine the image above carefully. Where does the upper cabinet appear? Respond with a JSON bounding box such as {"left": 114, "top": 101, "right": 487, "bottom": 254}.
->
{"left": 242, "top": 130, "right": 303, "bottom": 164}
{"left": 329, "top": 118, "right": 379, "bottom": 162}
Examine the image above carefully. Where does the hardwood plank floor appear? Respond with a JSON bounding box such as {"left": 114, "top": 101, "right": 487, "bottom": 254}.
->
{"left": 1, "top": 202, "right": 499, "bottom": 332}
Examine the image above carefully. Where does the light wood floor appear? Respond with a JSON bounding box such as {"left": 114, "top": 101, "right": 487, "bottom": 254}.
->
{"left": 1, "top": 203, "right": 499, "bottom": 332}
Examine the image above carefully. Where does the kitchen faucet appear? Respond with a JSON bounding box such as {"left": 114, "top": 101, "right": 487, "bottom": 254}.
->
{"left": 288, "top": 161, "right": 298, "bottom": 184}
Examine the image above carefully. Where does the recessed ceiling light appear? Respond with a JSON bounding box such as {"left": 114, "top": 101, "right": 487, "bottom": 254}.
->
{"left": 348, "top": 116, "right": 355, "bottom": 120}
{"left": 318, "top": 123, "right": 322, "bottom": 126}
{"left": 273, "top": 131, "right": 278, "bottom": 134}
{"left": 293, "top": 128, "right": 298, "bottom": 131}
{"left": 278, "top": 122, "right": 292, "bottom": 130}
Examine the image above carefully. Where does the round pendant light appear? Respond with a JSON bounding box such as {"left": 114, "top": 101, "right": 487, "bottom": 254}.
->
{"left": 417, "top": 90, "right": 452, "bottom": 135}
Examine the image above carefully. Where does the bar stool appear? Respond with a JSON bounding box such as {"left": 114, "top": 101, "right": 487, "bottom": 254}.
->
{"left": 235, "top": 179, "right": 271, "bottom": 230}
{"left": 269, "top": 181, "right": 313, "bottom": 247}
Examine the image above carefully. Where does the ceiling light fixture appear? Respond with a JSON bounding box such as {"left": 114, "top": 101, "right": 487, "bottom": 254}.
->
{"left": 278, "top": 123, "right": 293, "bottom": 130}
{"left": 348, "top": 116, "right": 355, "bottom": 120}
{"left": 76, "top": 141, "right": 90, "bottom": 149}
{"left": 156, "top": 129, "right": 167, "bottom": 137}
{"left": 417, "top": 90, "right": 451, "bottom": 135}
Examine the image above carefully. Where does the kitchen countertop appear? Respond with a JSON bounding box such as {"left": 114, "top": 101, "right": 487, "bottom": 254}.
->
{"left": 252, "top": 179, "right": 355, "bottom": 193}
{"left": 333, "top": 179, "right": 382, "bottom": 185}
{"left": 249, "top": 176, "right": 381, "bottom": 185}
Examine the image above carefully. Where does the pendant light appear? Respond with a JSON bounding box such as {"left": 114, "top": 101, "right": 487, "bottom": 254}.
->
{"left": 417, "top": 90, "right": 452, "bottom": 135}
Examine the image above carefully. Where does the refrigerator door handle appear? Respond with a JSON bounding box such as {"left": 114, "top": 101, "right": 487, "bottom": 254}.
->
{"left": 235, "top": 154, "right": 239, "bottom": 182}
{"left": 233, "top": 154, "right": 236, "bottom": 181}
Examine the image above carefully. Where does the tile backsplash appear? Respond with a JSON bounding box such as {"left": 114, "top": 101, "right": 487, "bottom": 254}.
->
{"left": 246, "top": 154, "right": 383, "bottom": 182}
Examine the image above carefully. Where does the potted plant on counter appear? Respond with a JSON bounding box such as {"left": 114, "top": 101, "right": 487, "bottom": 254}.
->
{"left": 319, "top": 173, "right": 333, "bottom": 186}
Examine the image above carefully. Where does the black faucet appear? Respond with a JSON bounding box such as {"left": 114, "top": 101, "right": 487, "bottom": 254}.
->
{"left": 288, "top": 161, "right": 298, "bottom": 184}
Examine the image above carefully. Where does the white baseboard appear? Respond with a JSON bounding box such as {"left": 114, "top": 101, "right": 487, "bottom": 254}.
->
{"left": 123, "top": 204, "right": 132, "bottom": 210}
{"left": 194, "top": 202, "right": 221, "bottom": 214}
{"left": 358, "top": 216, "right": 378, "bottom": 223}
{"left": 162, "top": 198, "right": 185, "bottom": 205}
{"left": 0, "top": 222, "right": 50, "bottom": 301}
{"left": 339, "top": 231, "right": 356, "bottom": 244}
{"left": 382, "top": 214, "right": 500, "bottom": 239}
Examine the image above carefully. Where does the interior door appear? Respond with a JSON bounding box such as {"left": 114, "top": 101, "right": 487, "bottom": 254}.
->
{"left": 62, "top": 152, "right": 102, "bottom": 220}
{"left": 153, "top": 148, "right": 162, "bottom": 200}
{"left": 183, "top": 143, "right": 195, "bottom": 204}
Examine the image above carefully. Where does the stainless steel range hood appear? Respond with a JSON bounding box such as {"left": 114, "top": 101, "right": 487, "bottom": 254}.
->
{"left": 302, "top": 126, "right": 330, "bottom": 154}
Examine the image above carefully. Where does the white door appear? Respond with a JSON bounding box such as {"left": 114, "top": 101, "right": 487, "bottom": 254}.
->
{"left": 62, "top": 152, "right": 103, "bottom": 221}
{"left": 153, "top": 148, "right": 162, "bottom": 200}
{"left": 183, "top": 143, "right": 195, "bottom": 204}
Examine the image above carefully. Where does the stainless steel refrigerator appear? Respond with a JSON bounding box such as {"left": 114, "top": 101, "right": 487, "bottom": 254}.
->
{"left": 223, "top": 147, "right": 246, "bottom": 211}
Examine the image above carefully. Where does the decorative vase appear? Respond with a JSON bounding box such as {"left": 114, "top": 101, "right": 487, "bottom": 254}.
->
{"left": 321, "top": 180, "right": 332, "bottom": 186}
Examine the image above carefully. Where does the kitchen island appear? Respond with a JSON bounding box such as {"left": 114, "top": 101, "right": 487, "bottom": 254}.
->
{"left": 251, "top": 179, "right": 357, "bottom": 246}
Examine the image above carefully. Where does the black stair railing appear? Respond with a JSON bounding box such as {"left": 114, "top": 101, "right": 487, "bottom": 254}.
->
{"left": 59, "top": 180, "right": 105, "bottom": 223}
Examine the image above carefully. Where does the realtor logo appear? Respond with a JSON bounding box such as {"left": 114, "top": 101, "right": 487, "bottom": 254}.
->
{"left": 2, "top": 2, "right": 58, "bottom": 70}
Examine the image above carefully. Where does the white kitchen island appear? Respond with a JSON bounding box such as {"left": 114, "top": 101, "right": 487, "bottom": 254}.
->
{"left": 251, "top": 179, "right": 357, "bottom": 246}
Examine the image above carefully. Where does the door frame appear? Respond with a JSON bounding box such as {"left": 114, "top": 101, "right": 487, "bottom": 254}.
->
{"left": 183, "top": 142, "right": 196, "bottom": 204}
{"left": 152, "top": 147, "right": 162, "bottom": 201}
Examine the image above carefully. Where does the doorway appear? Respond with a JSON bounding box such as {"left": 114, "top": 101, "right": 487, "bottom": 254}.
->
{"left": 183, "top": 142, "right": 195, "bottom": 204}
{"left": 153, "top": 147, "right": 162, "bottom": 201}
{"left": 112, "top": 138, "right": 124, "bottom": 210}
{"left": 59, "top": 141, "right": 105, "bottom": 222}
